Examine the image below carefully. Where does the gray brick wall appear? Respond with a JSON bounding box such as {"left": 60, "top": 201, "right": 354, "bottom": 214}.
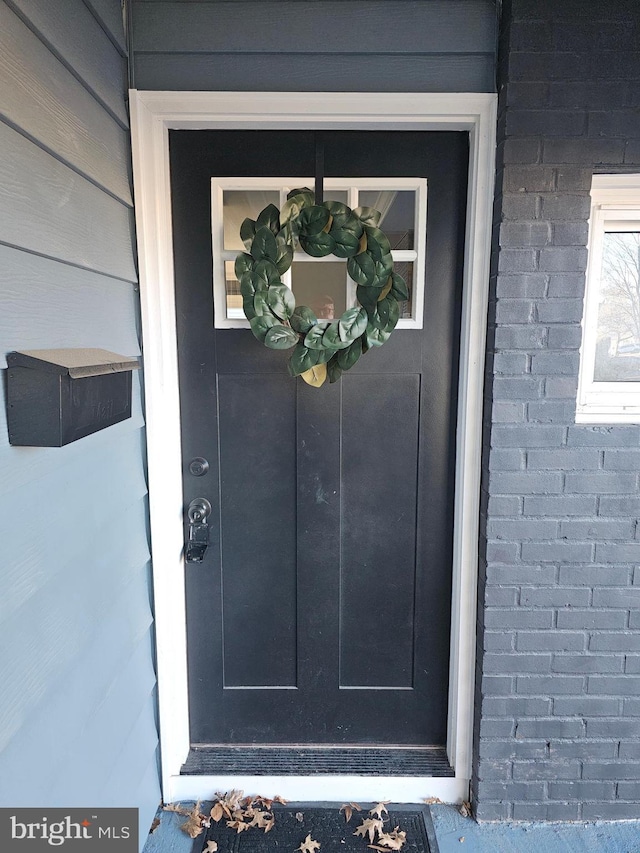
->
{"left": 474, "top": 0, "right": 640, "bottom": 821}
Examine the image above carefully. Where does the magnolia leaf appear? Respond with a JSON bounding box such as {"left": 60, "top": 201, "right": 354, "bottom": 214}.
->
{"left": 289, "top": 344, "right": 322, "bottom": 377}
{"left": 390, "top": 272, "right": 409, "bottom": 302}
{"left": 372, "top": 253, "right": 395, "bottom": 288}
{"left": 337, "top": 339, "right": 362, "bottom": 371}
{"left": 366, "top": 325, "right": 392, "bottom": 348}
{"left": 240, "top": 271, "right": 268, "bottom": 299}
{"left": 301, "top": 363, "right": 327, "bottom": 387}
{"left": 275, "top": 239, "right": 294, "bottom": 274}
{"left": 373, "top": 296, "right": 400, "bottom": 332}
{"left": 331, "top": 228, "right": 360, "bottom": 258}
{"left": 323, "top": 321, "right": 352, "bottom": 350}
{"left": 256, "top": 203, "right": 280, "bottom": 235}
{"left": 369, "top": 802, "right": 390, "bottom": 820}
{"left": 298, "top": 834, "right": 321, "bottom": 853}
{"left": 300, "top": 232, "right": 336, "bottom": 257}
{"left": 250, "top": 313, "right": 279, "bottom": 342}
{"left": 287, "top": 187, "right": 314, "bottom": 202}
{"left": 251, "top": 226, "right": 278, "bottom": 262}
{"left": 267, "top": 284, "right": 296, "bottom": 320}
{"left": 354, "top": 206, "right": 382, "bottom": 227}
{"left": 264, "top": 325, "right": 298, "bottom": 349}
{"left": 240, "top": 217, "right": 256, "bottom": 249}
{"left": 204, "top": 842, "right": 218, "bottom": 853}
{"left": 348, "top": 252, "right": 376, "bottom": 286}
{"left": 304, "top": 321, "right": 331, "bottom": 350}
{"left": 378, "top": 277, "right": 393, "bottom": 301}
{"left": 298, "top": 205, "right": 331, "bottom": 236}
{"left": 354, "top": 819, "right": 385, "bottom": 843}
{"left": 339, "top": 213, "right": 364, "bottom": 239}
{"left": 356, "top": 284, "right": 385, "bottom": 311}
{"left": 280, "top": 199, "right": 301, "bottom": 227}
{"left": 338, "top": 306, "right": 368, "bottom": 342}
{"left": 242, "top": 296, "right": 256, "bottom": 321}
{"left": 364, "top": 226, "right": 391, "bottom": 261}
{"left": 327, "top": 356, "right": 343, "bottom": 384}
{"left": 234, "top": 252, "right": 254, "bottom": 281}
{"left": 253, "top": 291, "right": 274, "bottom": 317}
{"left": 254, "top": 259, "right": 281, "bottom": 286}
{"left": 291, "top": 306, "right": 318, "bottom": 334}
{"left": 323, "top": 199, "right": 350, "bottom": 220}
{"left": 358, "top": 232, "right": 368, "bottom": 254}
{"left": 315, "top": 345, "right": 340, "bottom": 365}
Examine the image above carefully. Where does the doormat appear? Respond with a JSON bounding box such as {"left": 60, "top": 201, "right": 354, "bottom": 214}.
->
{"left": 197, "top": 804, "right": 439, "bottom": 853}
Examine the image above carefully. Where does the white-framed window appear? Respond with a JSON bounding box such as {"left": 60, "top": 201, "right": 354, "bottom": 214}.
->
{"left": 211, "top": 177, "right": 428, "bottom": 330}
{"left": 577, "top": 175, "right": 640, "bottom": 423}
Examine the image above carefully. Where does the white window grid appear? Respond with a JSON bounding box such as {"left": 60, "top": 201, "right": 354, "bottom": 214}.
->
{"left": 211, "top": 177, "right": 428, "bottom": 330}
{"left": 577, "top": 175, "right": 640, "bottom": 423}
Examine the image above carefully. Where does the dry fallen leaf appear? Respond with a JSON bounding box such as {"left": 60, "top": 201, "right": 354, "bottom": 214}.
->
{"left": 210, "top": 803, "right": 225, "bottom": 823}
{"left": 204, "top": 842, "right": 218, "bottom": 853}
{"left": 250, "top": 810, "right": 274, "bottom": 830}
{"left": 149, "top": 818, "right": 160, "bottom": 834}
{"left": 423, "top": 797, "right": 444, "bottom": 805}
{"left": 274, "top": 795, "right": 288, "bottom": 805}
{"left": 369, "top": 802, "right": 390, "bottom": 820}
{"left": 163, "top": 803, "right": 190, "bottom": 815}
{"left": 227, "top": 819, "right": 251, "bottom": 834}
{"left": 180, "top": 802, "right": 205, "bottom": 839}
{"left": 355, "top": 818, "right": 385, "bottom": 843}
{"left": 296, "top": 812, "right": 304, "bottom": 822}
{"left": 376, "top": 828, "right": 406, "bottom": 851}
{"left": 459, "top": 837, "right": 465, "bottom": 843}
{"left": 459, "top": 801, "right": 472, "bottom": 818}
{"left": 340, "top": 803, "right": 361, "bottom": 823}
{"left": 298, "top": 833, "right": 321, "bottom": 853}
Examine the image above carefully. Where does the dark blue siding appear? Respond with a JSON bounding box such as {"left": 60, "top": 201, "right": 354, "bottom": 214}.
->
{"left": 131, "top": 0, "right": 497, "bottom": 92}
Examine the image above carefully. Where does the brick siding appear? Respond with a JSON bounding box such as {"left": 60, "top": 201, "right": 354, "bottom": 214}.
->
{"left": 474, "top": 0, "right": 640, "bottom": 820}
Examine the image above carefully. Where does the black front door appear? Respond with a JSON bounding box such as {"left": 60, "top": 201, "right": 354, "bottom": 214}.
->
{"left": 170, "top": 130, "right": 468, "bottom": 747}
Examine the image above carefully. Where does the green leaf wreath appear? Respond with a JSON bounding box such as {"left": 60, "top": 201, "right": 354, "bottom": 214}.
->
{"left": 235, "top": 187, "right": 408, "bottom": 387}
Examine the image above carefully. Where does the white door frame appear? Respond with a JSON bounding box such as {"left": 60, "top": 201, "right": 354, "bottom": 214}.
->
{"left": 129, "top": 90, "right": 497, "bottom": 805}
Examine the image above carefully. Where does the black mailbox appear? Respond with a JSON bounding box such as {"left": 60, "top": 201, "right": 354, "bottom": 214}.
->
{"left": 6, "top": 348, "right": 140, "bottom": 447}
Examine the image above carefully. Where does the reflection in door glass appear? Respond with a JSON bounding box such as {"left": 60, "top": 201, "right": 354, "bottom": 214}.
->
{"left": 224, "top": 260, "right": 243, "bottom": 319}
{"left": 594, "top": 231, "right": 640, "bottom": 382}
{"left": 291, "top": 261, "right": 347, "bottom": 319}
{"left": 392, "top": 260, "right": 414, "bottom": 320}
{"left": 359, "top": 190, "right": 415, "bottom": 250}
{"left": 223, "top": 190, "right": 280, "bottom": 250}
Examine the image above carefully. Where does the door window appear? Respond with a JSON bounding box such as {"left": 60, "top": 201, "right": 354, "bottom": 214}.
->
{"left": 211, "top": 178, "right": 427, "bottom": 329}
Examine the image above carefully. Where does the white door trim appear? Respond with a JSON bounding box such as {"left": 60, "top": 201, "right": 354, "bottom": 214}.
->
{"left": 129, "top": 90, "right": 497, "bottom": 805}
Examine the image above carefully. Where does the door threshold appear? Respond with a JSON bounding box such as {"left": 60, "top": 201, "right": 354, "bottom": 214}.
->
{"left": 181, "top": 746, "right": 454, "bottom": 777}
